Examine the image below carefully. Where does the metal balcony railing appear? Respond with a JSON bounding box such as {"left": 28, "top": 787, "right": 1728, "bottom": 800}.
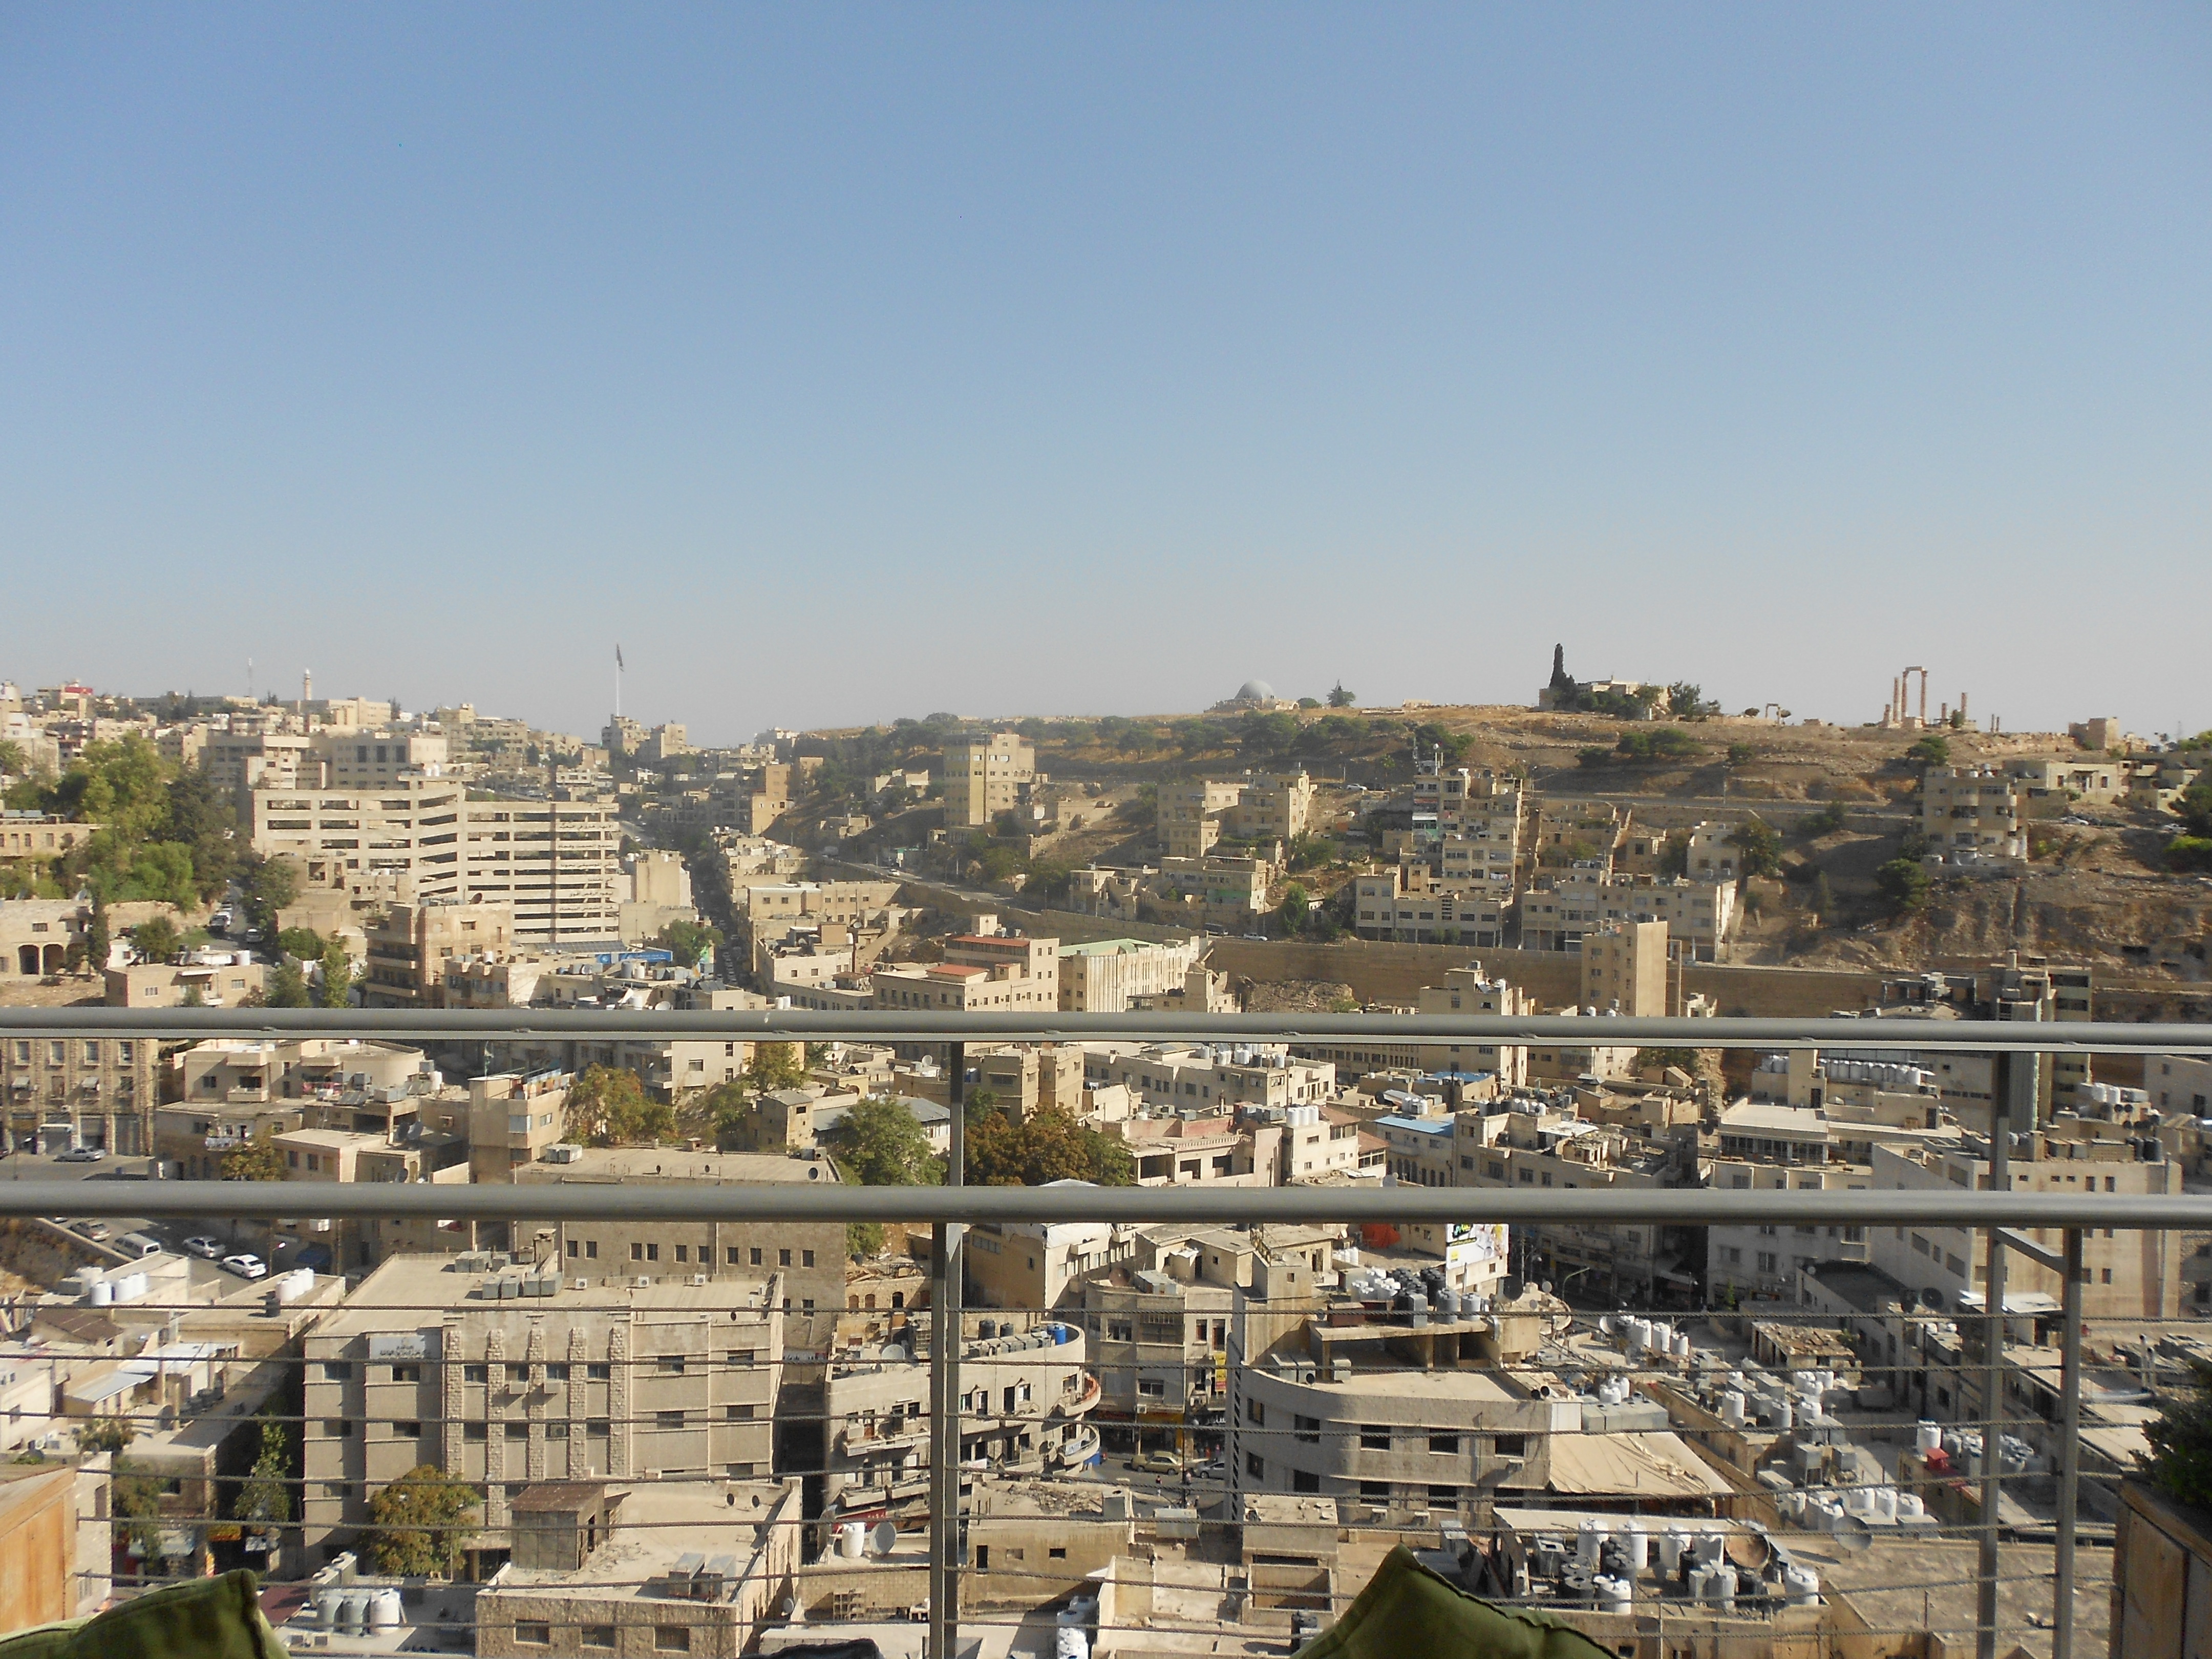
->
{"left": 1, "top": 1006, "right": 2209, "bottom": 1659}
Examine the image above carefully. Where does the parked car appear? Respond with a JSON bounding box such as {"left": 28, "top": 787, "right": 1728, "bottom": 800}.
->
{"left": 72, "top": 1221, "right": 113, "bottom": 1242}
{"left": 117, "top": 1232, "right": 165, "bottom": 1258}
{"left": 1132, "top": 1450, "right": 1184, "bottom": 1476}
{"left": 182, "top": 1236, "right": 225, "bottom": 1260}
{"left": 221, "top": 1253, "right": 268, "bottom": 1280}
{"left": 208, "top": 909, "right": 235, "bottom": 933}
{"left": 55, "top": 1146, "right": 105, "bottom": 1163}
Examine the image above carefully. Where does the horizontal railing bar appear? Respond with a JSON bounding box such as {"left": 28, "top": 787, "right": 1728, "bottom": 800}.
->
{"left": 7, "top": 1179, "right": 2208, "bottom": 1227}
{"left": 4, "top": 1006, "right": 2208, "bottom": 1052}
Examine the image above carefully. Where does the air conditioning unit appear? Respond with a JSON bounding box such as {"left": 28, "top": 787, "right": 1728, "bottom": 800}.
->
{"left": 572, "top": 1278, "right": 589, "bottom": 1292}
{"left": 691, "top": 1274, "right": 709, "bottom": 1288}
{"left": 634, "top": 1275, "right": 653, "bottom": 1289}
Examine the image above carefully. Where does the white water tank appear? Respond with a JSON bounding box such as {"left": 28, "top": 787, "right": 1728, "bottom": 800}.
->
{"left": 1687, "top": 1565, "right": 1716, "bottom": 1604}
{"left": 274, "top": 1267, "right": 315, "bottom": 1304}
{"left": 1915, "top": 1421, "right": 1943, "bottom": 1456}
{"left": 838, "top": 1522, "right": 866, "bottom": 1559}
{"left": 1592, "top": 1575, "right": 1632, "bottom": 1614}
{"left": 115, "top": 1272, "right": 148, "bottom": 1304}
{"left": 1623, "top": 1527, "right": 1650, "bottom": 1569}
{"left": 315, "top": 1588, "right": 345, "bottom": 1627}
{"left": 1576, "top": 1517, "right": 1605, "bottom": 1564}
{"left": 88, "top": 1280, "right": 114, "bottom": 1307}
{"left": 1658, "top": 1529, "right": 1688, "bottom": 1573}
{"left": 1694, "top": 1530, "right": 1726, "bottom": 1567}
{"left": 1773, "top": 1399, "right": 1794, "bottom": 1432}
{"left": 1897, "top": 1493, "right": 1928, "bottom": 1520}
{"left": 370, "top": 1588, "right": 402, "bottom": 1631}
{"left": 338, "top": 1591, "right": 370, "bottom": 1634}
{"left": 1719, "top": 1391, "right": 1746, "bottom": 1427}
{"left": 1673, "top": 1333, "right": 1691, "bottom": 1359}
{"left": 1055, "top": 1627, "right": 1089, "bottom": 1659}
{"left": 1844, "top": 1486, "right": 1876, "bottom": 1519}
{"left": 1783, "top": 1564, "right": 1820, "bottom": 1607}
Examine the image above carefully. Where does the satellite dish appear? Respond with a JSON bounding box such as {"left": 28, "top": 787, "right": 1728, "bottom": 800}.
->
{"left": 871, "top": 1521, "right": 898, "bottom": 1557}
{"left": 1501, "top": 1278, "right": 1525, "bottom": 1302}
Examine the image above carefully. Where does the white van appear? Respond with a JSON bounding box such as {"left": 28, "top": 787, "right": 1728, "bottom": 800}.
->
{"left": 117, "top": 1232, "right": 165, "bottom": 1259}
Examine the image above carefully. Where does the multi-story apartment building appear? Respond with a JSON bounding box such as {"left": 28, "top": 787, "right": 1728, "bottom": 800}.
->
{"left": 2149, "top": 1055, "right": 2212, "bottom": 1116}
{"left": 1705, "top": 1158, "right": 1873, "bottom": 1304}
{"left": 1581, "top": 919, "right": 1670, "bottom": 1016}
{"left": 1056, "top": 935, "right": 1207, "bottom": 1013}
{"left": 823, "top": 1317, "right": 1095, "bottom": 1509}
{"left": 301, "top": 1256, "right": 785, "bottom": 1556}
{"left": 1234, "top": 1356, "right": 1587, "bottom": 1519}
{"left": 1922, "top": 766, "right": 2027, "bottom": 862}
{"left": 513, "top": 1146, "right": 850, "bottom": 1359}
{"left": 1077, "top": 1044, "right": 1335, "bottom": 1114}
{"left": 361, "top": 899, "right": 516, "bottom": 1008}
{"left": 2, "top": 1033, "right": 158, "bottom": 1155}
{"left": 943, "top": 733, "right": 1036, "bottom": 828}
{"left": 1351, "top": 866, "right": 1509, "bottom": 947}
{"left": 178, "top": 1036, "right": 435, "bottom": 1106}
{"left": 1519, "top": 871, "right": 1735, "bottom": 959}
{"left": 966, "top": 1218, "right": 1129, "bottom": 1314}
{"left": 972, "top": 1044, "right": 1086, "bottom": 1119}
{"left": 1870, "top": 1129, "right": 2182, "bottom": 1319}
{"left": 309, "top": 728, "right": 450, "bottom": 788}
{"left": 250, "top": 778, "right": 622, "bottom": 946}
{"left": 1157, "top": 780, "right": 1246, "bottom": 860}
{"left": 871, "top": 933, "right": 1059, "bottom": 1013}
{"left": 467, "top": 1070, "right": 575, "bottom": 1182}
{"left": 103, "top": 958, "right": 267, "bottom": 1008}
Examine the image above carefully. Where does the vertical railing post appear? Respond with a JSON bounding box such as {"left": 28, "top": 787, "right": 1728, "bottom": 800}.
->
{"left": 2053, "top": 1226, "right": 2083, "bottom": 1659}
{"left": 929, "top": 1043, "right": 967, "bottom": 1659}
{"left": 1975, "top": 1051, "right": 2017, "bottom": 1659}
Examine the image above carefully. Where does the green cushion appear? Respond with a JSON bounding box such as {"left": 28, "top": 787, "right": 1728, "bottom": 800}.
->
{"left": 1296, "top": 1546, "right": 1613, "bottom": 1659}
{"left": 0, "top": 1570, "right": 287, "bottom": 1659}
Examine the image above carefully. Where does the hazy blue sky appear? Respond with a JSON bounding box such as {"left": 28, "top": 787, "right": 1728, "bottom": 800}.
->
{"left": 3, "top": 6, "right": 2207, "bottom": 744}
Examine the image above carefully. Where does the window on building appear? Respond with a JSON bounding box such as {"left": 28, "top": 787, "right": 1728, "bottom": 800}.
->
{"left": 322, "top": 1362, "right": 354, "bottom": 1380}
{"left": 1292, "top": 1469, "right": 1321, "bottom": 1493}
{"left": 582, "top": 1629, "right": 616, "bottom": 1652}
{"left": 587, "top": 1363, "right": 611, "bottom": 1380}
{"left": 1246, "top": 1452, "right": 1265, "bottom": 1480}
{"left": 654, "top": 1629, "right": 692, "bottom": 1654}
{"left": 1493, "top": 1436, "right": 1526, "bottom": 1457}
{"left": 463, "top": 1423, "right": 487, "bottom": 1441}
{"left": 656, "top": 1410, "right": 687, "bottom": 1429}
{"left": 1359, "top": 1426, "right": 1390, "bottom": 1450}
{"left": 657, "top": 1355, "right": 687, "bottom": 1375}
{"left": 1429, "top": 1432, "right": 1459, "bottom": 1455}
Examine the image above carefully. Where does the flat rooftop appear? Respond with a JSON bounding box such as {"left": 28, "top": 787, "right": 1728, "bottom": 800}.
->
{"left": 308, "top": 1254, "right": 781, "bottom": 1335}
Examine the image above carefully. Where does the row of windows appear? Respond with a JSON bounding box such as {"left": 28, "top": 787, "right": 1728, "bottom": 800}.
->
{"left": 8, "top": 1040, "right": 137, "bottom": 1065}
{"left": 568, "top": 1240, "right": 814, "bottom": 1268}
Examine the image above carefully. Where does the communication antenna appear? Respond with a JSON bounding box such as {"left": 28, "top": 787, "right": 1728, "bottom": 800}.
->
{"left": 245, "top": 657, "right": 254, "bottom": 701}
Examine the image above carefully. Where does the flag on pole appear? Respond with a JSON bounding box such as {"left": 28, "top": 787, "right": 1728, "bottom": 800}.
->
{"left": 615, "top": 644, "right": 625, "bottom": 671}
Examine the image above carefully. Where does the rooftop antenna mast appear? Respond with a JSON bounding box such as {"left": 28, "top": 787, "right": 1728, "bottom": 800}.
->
{"left": 245, "top": 657, "right": 254, "bottom": 701}
{"left": 615, "top": 643, "right": 625, "bottom": 720}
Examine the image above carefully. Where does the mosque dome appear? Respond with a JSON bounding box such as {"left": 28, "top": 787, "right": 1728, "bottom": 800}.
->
{"left": 1236, "top": 679, "right": 1275, "bottom": 703}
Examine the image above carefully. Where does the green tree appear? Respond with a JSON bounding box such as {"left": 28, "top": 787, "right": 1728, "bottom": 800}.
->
{"left": 316, "top": 941, "right": 353, "bottom": 1008}
{"left": 86, "top": 895, "right": 112, "bottom": 976}
{"left": 76, "top": 1416, "right": 135, "bottom": 1454}
{"left": 564, "top": 1064, "right": 675, "bottom": 1146}
{"left": 967, "top": 1105, "right": 1134, "bottom": 1187}
{"left": 1810, "top": 870, "right": 1837, "bottom": 921}
{"left": 657, "top": 918, "right": 723, "bottom": 970}
{"left": 2165, "top": 837, "right": 2212, "bottom": 874}
{"left": 1326, "top": 684, "right": 1356, "bottom": 708}
{"left": 265, "top": 962, "right": 312, "bottom": 1008}
{"left": 2177, "top": 776, "right": 2212, "bottom": 840}
{"left": 1875, "top": 856, "right": 1931, "bottom": 913}
{"left": 1577, "top": 747, "right": 1613, "bottom": 770}
{"left": 1276, "top": 881, "right": 1310, "bottom": 938}
{"left": 1667, "top": 683, "right": 1716, "bottom": 720}
{"left": 846, "top": 1221, "right": 886, "bottom": 1260}
{"left": 1725, "top": 742, "right": 1754, "bottom": 767}
{"left": 365, "top": 1465, "right": 481, "bottom": 1578}
{"left": 129, "top": 916, "right": 182, "bottom": 964}
{"left": 240, "top": 855, "right": 299, "bottom": 934}
{"left": 276, "top": 926, "right": 326, "bottom": 961}
{"left": 744, "top": 1043, "right": 808, "bottom": 1094}
{"left": 112, "top": 1457, "right": 168, "bottom": 1565}
{"left": 221, "top": 1138, "right": 288, "bottom": 1182}
{"left": 1657, "top": 834, "right": 1689, "bottom": 879}
{"left": 1906, "top": 734, "right": 1951, "bottom": 768}
{"left": 1726, "top": 818, "right": 1783, "bottom": 880}
{"left": 165, "top": 764, "right": 239, "bottom": 902}
{"left": 2143, "top": 1357, "right": 2212, "bottom": 1510}
{"left": 1800, "top": 800, "right": 1847, "bottom": 837}
{"left": 232, "top": 1417, "right": 291, "bottom": 1540}
{"left": 0, "top": 739, "right": 26, "bottom": 777}
{"left": 823, "top": 1097, "right": 944, "bottom": 1187}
